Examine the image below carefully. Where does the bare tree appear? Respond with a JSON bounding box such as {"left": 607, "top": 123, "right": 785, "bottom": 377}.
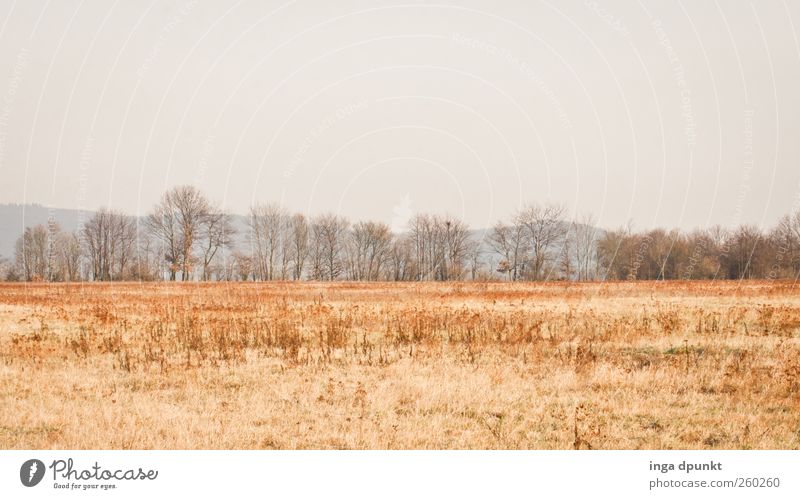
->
{"left": 489, "top": 205, "right": 568, "bottom": 281}
{"left": 147, "top": 186, "right": 210, "bottom": 281}
{"left": 13, "top": 222, "right": 85, "bottom": 282}
{"left": 721, "top": 225, "right": 765, "bottom": 279}
{"left": 115, "top": 217, "right": 138, "bottom": 279}
{"left": 467, "top": 237, "right": 483, "bottom": 280}
{"left": 231, "top": 250, "right": 254, "bottom": 281}
{"left": 309, "top": 213, "right": 349, "bottom": 281}
{"left": 45, "top": 219, "right": 61, "bottom": 281}
{"left": 596, "top": 224, "right": 632, "bottom": 281}
{"left": 147, "top": 200, "right": 179, "bottom": 280}
{"left": 199, "top": 207, "right": 235, "bottom": 281}
{"left": 0, "top": 255, "right": 10, "bottom": 281}
{"left": 517, "top": 203, "right": 567, "bottom": 281}
{"left": 131, "top": 231, "right": 161, "bottom": 281}
{"left": 489, "top": 218, "right": 527, "bottom": 281}
{"left": 346, "top": 221, "right": 392, "bottom": 280}
{"left": 406, "top": 213, "right": 472, "bottom": 281}
{"left": 559, "top": 231, "right": 574, "bottom": 280}
{"left": 82, "top": 209, "right": 136, "bottom": 281}
{"left": 571, "top": 213, "right": 598, "bottom": 281}
{"left": 248, "top": 203, "right": 289, "bottom": 281}
{"left": 681, "top": 229, "right": 718, "bottom": 280}
{"left": 287, "top": 213, "right": 309, "bottom": 280}
{"left": 56, "top": 231, "right": 82, "bottom": 281}
{"left": 792, "top": 210, "right": 800, "bottom": 241}
{"left": 14, "top": 224, "right": 50, "bottom": 281}
{"left": 769, "top": 212, "right": 800, "bottom": 279}
{"left": 388, "top": 236, "right": 414, "bottom": 281}
{"left": 408, "top": 214, "right": 439, "bottom": 280}
{"left": 439, "top": 215, "right": 472, "bottom": 280}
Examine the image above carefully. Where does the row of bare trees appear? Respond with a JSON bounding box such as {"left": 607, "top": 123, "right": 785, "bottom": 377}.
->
{"left": 597, "top": 214, "right": 800, "bottom": 281}
{"left": 4, "top": 186, "right": 800, "bottom": 282}
{"left": 241, "top": 210, "right": 475, "bottom": 282}
{"left": 8, "top": 221, "right": 82, "bottom": 282}
{"left": 488, "top": 204, "right": 800, "bottom": 282}
{"left": 4, "top": 186, "right": 236, "bottom": 282}
{"left": 489, "top": 204, "right": 578, "bottom": 281}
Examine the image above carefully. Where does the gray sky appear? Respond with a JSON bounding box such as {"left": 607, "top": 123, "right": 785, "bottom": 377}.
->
{"left": 1, "top": 0, "right": 799, "bottom": 232}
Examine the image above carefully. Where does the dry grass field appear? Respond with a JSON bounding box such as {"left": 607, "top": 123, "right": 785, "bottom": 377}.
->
{"left": 1, "top": 280, "right": 799, "bottom": 450}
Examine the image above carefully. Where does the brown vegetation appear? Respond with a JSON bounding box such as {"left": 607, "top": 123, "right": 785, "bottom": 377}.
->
{"left": 1, "top": 280, "right": 799, "bottom": 449}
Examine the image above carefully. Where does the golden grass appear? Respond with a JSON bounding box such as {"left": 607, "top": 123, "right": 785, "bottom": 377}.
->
{"left": 1, "top": 280, "right": 799, "bottom": 449}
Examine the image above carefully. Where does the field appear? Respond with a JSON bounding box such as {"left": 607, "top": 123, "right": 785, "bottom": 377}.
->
{"left": 1, "top": 281, "right": 799, "bottom": 450}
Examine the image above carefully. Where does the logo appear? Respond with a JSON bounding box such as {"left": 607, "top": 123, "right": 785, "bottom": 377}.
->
{"left": 391, "top": 193, "right": 413, "bottom": 233}
{"left": 20, "top": 459, "right": 45, "bottom": 487}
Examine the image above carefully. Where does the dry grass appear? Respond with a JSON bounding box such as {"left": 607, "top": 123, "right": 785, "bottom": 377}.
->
{"left": 1, "top": 280, "right": 799, "bottom": 449}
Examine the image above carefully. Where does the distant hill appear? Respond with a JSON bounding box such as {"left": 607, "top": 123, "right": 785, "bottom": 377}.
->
{"left": 0, "top": 204, "right": 89, "bottom": 260}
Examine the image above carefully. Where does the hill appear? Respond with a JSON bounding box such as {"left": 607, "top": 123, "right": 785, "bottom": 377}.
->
{"left": 0, "top": 204, "right": 88, "bottom": 259}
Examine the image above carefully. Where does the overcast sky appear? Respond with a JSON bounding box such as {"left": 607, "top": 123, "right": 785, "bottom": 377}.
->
{"left": 0, "top": 0, "right": 799, "bottom": 231}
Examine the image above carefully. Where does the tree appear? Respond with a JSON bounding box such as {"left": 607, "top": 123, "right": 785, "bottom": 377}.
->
{"left": 571, "top": 213, "right": 599, "bottom": 281}
{"left": 597, "top": 225, "right": 633, "bottom": 281}
{"left": 489, "top": 204, "right": 568, "bottom": 281}
{"left": 56, "top": 231, "right": 82, "bottom": 281}
{"left": 406, "top": 213, "right": 473, "bottom": 281}
{"left": 439, "top": 215, "right": 472, "bottom": 280}
{"left": 147, "top": 185, "right": 211, "bottom": 281}
{"left": 346, "top": 221, "right": 392, "bottom": 280}
{"left": 232, "top": 250, "right": 254, "bottom": 281}
{"left": 248, "top": 203, "right": 287, "bottom": 281}
{"left": 388, "top": 236, "right": 414, "bottom": 281}
{"left": 720, "top": 225, "right": 763, "bottom": 279}
{"left": 12, "top": 222, "right": 85, "bottom": 282}
{"left": 199, "top": 207, "right": 235, "bottom": 281}
{"left": 768, "top": 212, "right": 800, "bottom": 279}
{"left": 467, "top": 237, "right": 484, "bottom": 280}
{"left": 82, "top": 209, "right": 136, "bottom": 281}
{"left": 408, "top": 213, "right": 439, "bottom": 280}
{"left": 287, "top": 213, "right": 309, "bottom": 280}
{"left": 517, "top": 203, "right": 567, "bottom": 281}
{"left": 131, "top": 231, "right": 161, "bottom": 281}
{"left": 14, "top": 224, "right": 51, "bottom": 281}
{"left": 309, "top": 213, "right": 349, "bottom": 281}
{"left": 559, "top": 231, "right": 574, "bottom": 280}
{"left": 0, "top": 255, "right": 9, "bottom": 281}
{"left": 489, "top": 218, "right": 527, "bottom": 281}
{"left": 681, "top": 229, "right": 719, "bottom": 280}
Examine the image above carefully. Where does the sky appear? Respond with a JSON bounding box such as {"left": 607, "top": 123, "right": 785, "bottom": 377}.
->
{"left": 0, "top": 0, "right": 799, "bottom": 232}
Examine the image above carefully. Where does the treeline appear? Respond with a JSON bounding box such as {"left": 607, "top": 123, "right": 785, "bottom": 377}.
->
{"left": 1, "top": 185, "right": 799, "bottom": 282}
